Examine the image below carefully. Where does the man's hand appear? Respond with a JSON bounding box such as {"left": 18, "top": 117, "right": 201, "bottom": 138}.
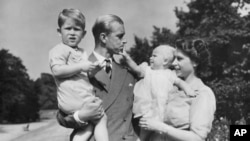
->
{"left": 78, "top": 97, "right": 104, "bottom": 122}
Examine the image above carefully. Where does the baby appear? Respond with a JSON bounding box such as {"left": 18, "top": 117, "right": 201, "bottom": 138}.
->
{"left": 121, "top": 45, "right": 194, "bottom": 141}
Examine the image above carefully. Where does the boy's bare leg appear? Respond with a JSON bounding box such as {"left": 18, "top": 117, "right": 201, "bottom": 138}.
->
{"left": 94, "top": 114, "right": 109, "bottom": 141}
{"left": 72, "top": 124, "right": 93, "bottom": 141}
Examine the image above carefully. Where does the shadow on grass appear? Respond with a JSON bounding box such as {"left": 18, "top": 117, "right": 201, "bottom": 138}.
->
{"left": 0, "top": 127, "right": 6, "bottom": 133}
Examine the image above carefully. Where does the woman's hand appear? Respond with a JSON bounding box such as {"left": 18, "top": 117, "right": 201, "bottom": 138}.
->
{"left": 139, "top": 117, "right": 164, "bottom": 133}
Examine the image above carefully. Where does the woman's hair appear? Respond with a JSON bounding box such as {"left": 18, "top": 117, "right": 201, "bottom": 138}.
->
{"left": 92, "top": 14, "right": 124, "bottom": 43}
{"left": 175, "top": 38, "right": 211, "bottom": 77}
{"left": 58, "top": 8, "right": 86, "bottom": 30}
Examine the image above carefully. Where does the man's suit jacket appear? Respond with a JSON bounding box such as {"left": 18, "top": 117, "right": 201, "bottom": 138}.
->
{"left": 88, "top": 53, "right": 138, "bottom": 141}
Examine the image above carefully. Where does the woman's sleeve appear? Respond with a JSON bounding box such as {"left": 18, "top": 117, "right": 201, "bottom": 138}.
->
{"left": 189, "top": 87, "right": 216, "bottom": 139}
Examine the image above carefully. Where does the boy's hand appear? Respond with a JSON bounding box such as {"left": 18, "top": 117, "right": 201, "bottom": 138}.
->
{"left": 81, "top": 61, "right": 96, "bottom": 71}
{"left": 88, "top": 61, "right": 104, "bottom": 77}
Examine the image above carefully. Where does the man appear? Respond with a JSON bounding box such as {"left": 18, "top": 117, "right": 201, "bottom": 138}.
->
{"left": 57, "top": 14, "right": 138, "bottom": 141}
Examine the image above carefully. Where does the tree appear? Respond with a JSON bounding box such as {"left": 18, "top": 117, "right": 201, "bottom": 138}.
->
{"left": 174, "top": 0, "right": 250, "bottom": 124}
{"left": 151, "top": 26, "right": 178, "bottom": 47}
{"left": 34, "top": 73, "right": 57, "bottom": 109}
{"left": 175, "top": 0, "right": 250, "bottom": 79}
{"left": 0, "top": 49, "right": 39, "bottom": 123}
{"left": 129, "top": 36, "right": 152, "bottom": 64}
{"left": 129, "top": 26, "right": 178, "bottom": 65}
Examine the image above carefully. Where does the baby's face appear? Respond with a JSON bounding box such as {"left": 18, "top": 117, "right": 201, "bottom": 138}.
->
{"left": 149, "top": 46, "right": 174, "bottom": 70}
{"left": 58, "top": 18, "right": 85, "bottom": 48}
{"left": 149, "top": 47, "right": 166, "bottom": 70}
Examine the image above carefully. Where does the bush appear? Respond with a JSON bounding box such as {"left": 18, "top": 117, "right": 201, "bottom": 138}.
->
{"left": 207, "top": 117, "right": 230, "bottom": 141}
{"left": 208, "top": 77, "right": 250, "bottom": 124}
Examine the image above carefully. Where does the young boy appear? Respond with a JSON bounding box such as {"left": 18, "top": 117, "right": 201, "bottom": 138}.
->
{"left": 49, "top": 8, "right": 108, "bottom": 141}
{"left": 120, "top": 45, "right": 195, "bottom": 141}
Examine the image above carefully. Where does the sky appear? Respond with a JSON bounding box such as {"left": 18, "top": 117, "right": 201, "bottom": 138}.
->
{"left": 0, "top": 0, "right": 188, "bottom": 80}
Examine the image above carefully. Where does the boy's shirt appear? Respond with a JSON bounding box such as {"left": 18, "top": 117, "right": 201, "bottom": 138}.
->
{"left": 49, "top": 43, "right": 93, "bottom": 114}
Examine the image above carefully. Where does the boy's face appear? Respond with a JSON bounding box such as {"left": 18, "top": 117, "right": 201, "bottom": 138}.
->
{"left": 57, "top": 18, "right": 86, "bottom": 48}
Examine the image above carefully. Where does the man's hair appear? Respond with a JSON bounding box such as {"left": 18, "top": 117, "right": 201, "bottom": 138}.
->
{"left": 92, "top": 14, "right": 124, "bottom": 43}
{"left": 58, "top": 8, "right": 86, "bottom": 30}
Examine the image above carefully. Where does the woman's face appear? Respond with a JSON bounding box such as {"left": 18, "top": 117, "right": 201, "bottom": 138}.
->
{"left": 172, "top": 50, "right": 196, "bottom": 80}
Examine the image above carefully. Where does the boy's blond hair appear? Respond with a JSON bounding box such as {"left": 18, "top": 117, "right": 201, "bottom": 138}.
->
{"left": 58, "top": 8, "right": 86, "bottom": 30}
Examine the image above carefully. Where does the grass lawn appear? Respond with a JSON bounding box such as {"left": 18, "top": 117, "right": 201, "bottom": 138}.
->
{"left": 0, "top": 110, "right": 73, "bottom": 141}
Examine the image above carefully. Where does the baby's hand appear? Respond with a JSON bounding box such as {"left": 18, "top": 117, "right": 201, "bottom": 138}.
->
{"left": 118, "top": 46, "right": 130, "bottom": 59}
{"left": 175, "top": 78, "right": 196, "bottom": 97}
{"left": 185, "top": 91, "right": 197, "bottom": 97}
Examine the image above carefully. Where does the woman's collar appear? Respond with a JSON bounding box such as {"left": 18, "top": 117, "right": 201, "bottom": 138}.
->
{"left": 188, "top": 77, "right": 204, "bottom": 91}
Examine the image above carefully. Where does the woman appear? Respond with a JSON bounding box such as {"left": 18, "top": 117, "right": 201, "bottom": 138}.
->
{"left": 139, "top": 39, "right": 216, "bottom": 141}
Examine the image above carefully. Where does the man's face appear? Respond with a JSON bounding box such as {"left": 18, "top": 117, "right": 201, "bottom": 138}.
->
{"left": 105, "top": 22, "right": 126, "bottom": 55}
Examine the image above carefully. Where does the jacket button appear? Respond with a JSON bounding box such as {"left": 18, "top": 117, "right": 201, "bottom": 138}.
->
{"left": 122, "top": 136, "right": 126, "bottom": 140}
{"left": 127, "top": 97, "right": 130, "bottom": 101}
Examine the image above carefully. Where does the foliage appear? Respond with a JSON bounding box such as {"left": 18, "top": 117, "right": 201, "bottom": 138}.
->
{"left": 129, "top": 27, "right": 178, "bottom": 65}
{"left": 150, "top": 26, "right": 178, "bottom": 47}
{"left": 0, "top": 49, "right": 39, "bottom": 123}
{"left": 129, "top": 36, "right": 152, "bottom": 64}
{"left": 175, "top": 0, "right": 250, "bottom": 79}
{"left": 174, "top": 0, "right": 250, "bottom": 125}
{"left": 34, "top": 73, "right": 57, "bottom": 109}
{"left": 208, "top": 77, "right": 250, "bottom": 123}
{"left": 223, "top": 43, "right": 250, "bottom": 80}
{"left": 207, "top": 117, "right": 230, "bottom": 141}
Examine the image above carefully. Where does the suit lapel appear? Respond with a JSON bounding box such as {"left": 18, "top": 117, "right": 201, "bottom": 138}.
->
{"left": 103, "top": 61, "right": 127, "bottom": 110}
{"left": 95, "top": 70, "right": 111, "bottom": 91}
{"left": 88, "top": 53, "right": 110, "bottom": 92}
{"left": 88, "top": 53, "right": 128, "bottom": 110}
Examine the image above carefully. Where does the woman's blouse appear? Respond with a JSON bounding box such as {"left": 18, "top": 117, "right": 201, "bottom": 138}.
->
{"left": 150, "top": 77, "right": 216, "bottom": 141}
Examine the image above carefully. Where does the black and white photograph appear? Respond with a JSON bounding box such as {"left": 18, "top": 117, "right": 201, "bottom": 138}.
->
{"left": 1, "top": 0, "right": 250, "bottom": 141}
